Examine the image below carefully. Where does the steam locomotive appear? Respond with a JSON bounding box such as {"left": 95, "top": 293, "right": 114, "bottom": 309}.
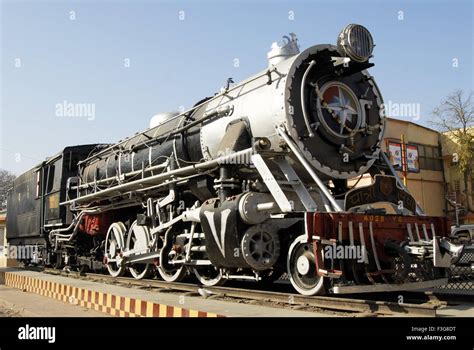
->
{"left": 7, "top": 24, "right": 465, "bottom": 295}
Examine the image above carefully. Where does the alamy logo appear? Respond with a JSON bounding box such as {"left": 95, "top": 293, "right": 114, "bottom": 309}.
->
{"left": 324, "top": 245, "right": 367, "bottom": 263}
{"left": 55, "top": 100, "right": 95, "bottom": 120}
{"left": 18, "top": 324, "right": 56, "bottom": 343}
{"left": 379, "top": 100, "right": 421, "bottom": 121}
{"left": 7, "top": 245, "right": 40, "bottom": 261}
{"left": 216, "top": 148, "right": 253, "bottom": 165}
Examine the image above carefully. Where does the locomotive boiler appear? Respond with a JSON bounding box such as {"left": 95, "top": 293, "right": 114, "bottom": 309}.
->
{"left": 9, "top": 24, "right": 466, "bottom": 295}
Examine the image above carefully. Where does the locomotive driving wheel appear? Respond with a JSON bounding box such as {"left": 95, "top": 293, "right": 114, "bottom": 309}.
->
{"left": 104, "top": 222, "right": 127, "bottom": 277}
{"left": 157, "top": 258, "right": 186, "bottom": 282}
{"left": 126, "top": 220, "right": 153, "bottom": 280}
{"left": 287, "top": 234, "right": 326, "bottom": 295}
{"left": 193, "top": 266, "right": 226, "bottom": 286}
{"left": 157, "top": 226, "right": 186, "bottom": 282}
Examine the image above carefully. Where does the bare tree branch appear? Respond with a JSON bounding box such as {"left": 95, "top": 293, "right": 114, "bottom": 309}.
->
{"left": 431, "top": 90, "right": 474, "bottom": 215}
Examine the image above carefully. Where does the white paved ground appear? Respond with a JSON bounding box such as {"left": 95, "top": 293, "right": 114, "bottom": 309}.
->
{"left": 0, "top": 269, "right": 331, "bottom": 317}
{"left": 0, "top": 285, "right": 108, "bottom": 317}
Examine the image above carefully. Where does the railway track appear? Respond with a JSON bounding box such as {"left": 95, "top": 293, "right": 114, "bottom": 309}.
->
{"left": 36, "top": 267, "right": 446, "bottom": 317}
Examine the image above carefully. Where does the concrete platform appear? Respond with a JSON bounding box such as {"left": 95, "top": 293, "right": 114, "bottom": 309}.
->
{"left": 0, "top": 285, "right": 108, "bottom": 317}
{"left": 0, "top": 268, "right": 328, "bottom": 317}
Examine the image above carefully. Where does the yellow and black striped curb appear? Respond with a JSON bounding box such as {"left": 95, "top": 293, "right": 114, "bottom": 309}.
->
{"left": 0, "top": 271, "right": 224, "bottom": 317}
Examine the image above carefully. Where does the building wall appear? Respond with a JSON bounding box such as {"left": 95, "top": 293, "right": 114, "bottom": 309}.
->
{"left": 441, "top": 129, "right": 474, "bottom": 224}
{"left": 349, "top": 118, "right": 446, "bottom": 216}
{"left": 0, "top": 212, "right": 7, "bottom": 267}
{"left": 0, "top": 211, "right": 18, "bottom": 267}
{"left": 350, "top": 119, "right": 472, "bottom": 221}
{"left": 382, "top": 119, "right": 446, "bottom": 216}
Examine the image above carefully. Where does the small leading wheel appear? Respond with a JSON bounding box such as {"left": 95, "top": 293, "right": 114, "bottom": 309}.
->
{"left": 287, "top": 234, "right": 326, "bottom": 295}
{"left": 193, "top": 266, "right": 226, "bottom": 286}
{"left": 105, "top": 222, "right": 127, "bottom": 277}
{"left": 126, "top": 221, "right": 152, "bottom": 280}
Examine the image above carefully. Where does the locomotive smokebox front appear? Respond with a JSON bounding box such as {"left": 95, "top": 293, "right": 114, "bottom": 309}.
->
{"left": 195, "top": 24, "right": 385, "bottom": 181}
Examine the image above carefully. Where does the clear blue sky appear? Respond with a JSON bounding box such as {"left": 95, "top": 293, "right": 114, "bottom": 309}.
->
{"left": 1, "top": 0, "right": 472, "bottom": 175}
